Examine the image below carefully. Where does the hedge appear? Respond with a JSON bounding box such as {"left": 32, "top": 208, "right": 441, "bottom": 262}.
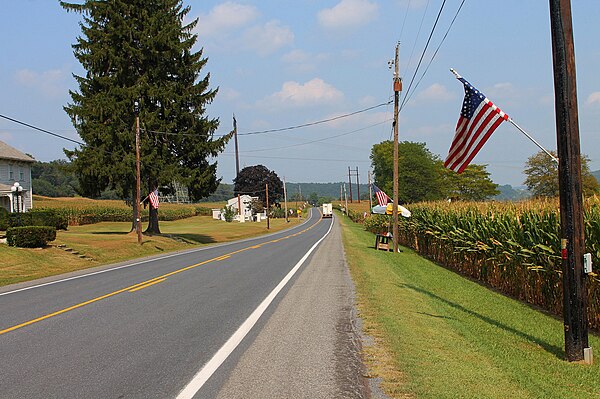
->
{"left": 8, "top": 209, "right": 68, "bottom": 230}
{"left": 7, "top": 226, "right": 57, "bottom": 248}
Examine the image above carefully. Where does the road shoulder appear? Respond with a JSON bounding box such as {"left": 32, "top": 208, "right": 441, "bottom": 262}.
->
{"left": 216, "top": 217, "right": 370, "bottom": 398}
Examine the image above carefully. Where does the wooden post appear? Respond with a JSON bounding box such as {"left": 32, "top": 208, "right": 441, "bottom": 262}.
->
{"left": 356, "top": 166, "right": 361, "bottom": 203}
{"left": 549, "top": 0, "right": 590, "bottom": 363}
{"left": 348, "top": 166, "right": 353, "bottom": 203}
{"left": 392, "top": 43, "right": 401, "bottom": 254}
{"left": 134, "top": 102, "right": 142, "bottom": 245}
{"left": 266, "top": 183, "right": 270, "bottom": 230}
{"left": 283, "top": 177, "right": 288, "bottom": 222}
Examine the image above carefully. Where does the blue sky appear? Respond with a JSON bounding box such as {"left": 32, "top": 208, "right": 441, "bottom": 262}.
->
{"left": 1, "top": 0, "right": 600, "bottom": 187}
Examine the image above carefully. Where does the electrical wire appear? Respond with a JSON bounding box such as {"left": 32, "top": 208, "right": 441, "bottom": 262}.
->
{"left": 402, "top": 0, "right": 467, "bottom": 107}
{"left": 400, "top": 0, "right": 448, "bottom": 111}
{"left": 0, "top": 113, "right": 84, "bottom": 146}
{"left": 239, "top": 120, "right": 391, "bottom": 153}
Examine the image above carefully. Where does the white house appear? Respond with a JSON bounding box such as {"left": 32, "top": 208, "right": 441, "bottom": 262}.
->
{"left": 212, "top": 195, "right": 265, "bottom": 222}
{"left": 0, "top": 141, "right": 34, "bottom": 213}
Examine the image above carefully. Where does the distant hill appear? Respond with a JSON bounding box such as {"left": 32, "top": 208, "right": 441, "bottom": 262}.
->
{"left": 494, "top": 185, "right": 531, "bottom": 201}
{"left": 592, "top": 170, "right": 600, "bottom": 185}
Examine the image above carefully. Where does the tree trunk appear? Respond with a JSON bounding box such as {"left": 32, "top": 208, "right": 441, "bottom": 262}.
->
{"left": 145, "top": 204, "right": 161, "bottom": 235}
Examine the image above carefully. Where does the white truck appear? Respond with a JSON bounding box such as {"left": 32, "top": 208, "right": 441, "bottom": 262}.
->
{"left": 322, "top": 203, "right": 333, "bottom": 218}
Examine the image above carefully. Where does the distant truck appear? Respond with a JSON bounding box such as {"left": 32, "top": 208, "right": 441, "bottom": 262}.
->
{"left": 322, "top": 203, "right": 333, "bottom": 218}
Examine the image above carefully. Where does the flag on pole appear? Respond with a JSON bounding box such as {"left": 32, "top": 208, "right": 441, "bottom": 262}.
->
{"left": 445, "top": 71, "right": 509, "bottom": 173}
{"left": 372, "top": 184, "right": 390, "bottom": 207}
{"left": 149, "top": 189, "right": 159, "bottom": 209}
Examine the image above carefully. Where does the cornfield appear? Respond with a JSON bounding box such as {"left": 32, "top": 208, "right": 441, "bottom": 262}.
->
{"left": 380, "top": 197, "right": 600, "bottom": 330}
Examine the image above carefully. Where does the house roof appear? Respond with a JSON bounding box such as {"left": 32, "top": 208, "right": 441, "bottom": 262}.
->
{"left": 0, "top": 140, "right": 35, "bottom": 162}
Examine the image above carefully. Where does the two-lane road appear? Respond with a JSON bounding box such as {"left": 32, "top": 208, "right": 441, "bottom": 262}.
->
{"left": 0, "top": 209, "right": 352, "bottom": 398}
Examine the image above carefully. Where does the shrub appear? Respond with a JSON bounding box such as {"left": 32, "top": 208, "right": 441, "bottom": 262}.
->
{"left": 7, "top": 226, "right": 56, "bottom": 248}
{"left": 270, "top": 207, "right": 287, "bottom": 218}
{"left": 0, "top": 207, "right": 9, "bottom": 231}
{"left": 222, "top": 205, "right": 235, "bottom": 222}
{"left": 8, "top": 209, "right": 68, "bottom": 230}
{"left": 363, "top": 214, "right": 391, "bottom": 234}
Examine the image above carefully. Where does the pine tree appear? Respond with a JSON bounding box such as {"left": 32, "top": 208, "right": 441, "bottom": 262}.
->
{"left": 61, "top": 0, "right": 231, "bottom": 234}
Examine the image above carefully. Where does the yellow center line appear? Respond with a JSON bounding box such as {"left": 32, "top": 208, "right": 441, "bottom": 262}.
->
{"left": 0, "top": 215, "right": 325, "bottom": 336}
{"left": 128, "top": 278, "right": 167, "bottom": 293}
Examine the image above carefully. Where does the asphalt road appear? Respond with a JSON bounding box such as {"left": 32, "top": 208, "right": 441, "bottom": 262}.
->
{"left": 0, "top": 209, "right": 365, "bottom": 398}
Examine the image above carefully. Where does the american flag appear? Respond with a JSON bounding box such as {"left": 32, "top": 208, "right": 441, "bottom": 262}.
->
{"left": 445, "top": 74, "right": 509, "bottom": 173}
{"left": 149, "top": 189, "right": 159, "bottom": 209}
{"left": 372, "top": 184, "right": 390, "bottom": 207}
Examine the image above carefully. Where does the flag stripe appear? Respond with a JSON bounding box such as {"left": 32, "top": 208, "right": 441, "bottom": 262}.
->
{"left": 444, "top": 77, "right": 508, "bottom": 173}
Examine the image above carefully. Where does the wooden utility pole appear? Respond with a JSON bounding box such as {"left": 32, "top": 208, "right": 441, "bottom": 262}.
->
{"left": 392, "top": 42, "right": 401, "bottom": 253}
{"left": 134, "top": 101, "right": 142, "bottom": 245}
{"left": 348, "top": 167, "right": 353, "bottom": 203}
{"left": 356, "top": 166, "right": 361, "bottom": 203}
{"left": 266, "top": 183, "right": 270, "bottom": 230}
{"left": 283, "top": 177, "right": 288, "bottom": 222}
{"left": 233, "top": 115, "right": 242, "bottom": 219}
{"left": 549, "top": 0, "right": 591, "bottom": 363}
{"left": 368, "top": 170, "right": 373, "bottom": 210}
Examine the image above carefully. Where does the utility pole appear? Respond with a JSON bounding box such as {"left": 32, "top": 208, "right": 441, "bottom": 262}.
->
{"left": 266, "top": 183, "right": 270, "bottom": 230}
{"left": 134, "top": 101, "right": 142, "bottom": 245}
{"left": 343, "top": 183, "right": 348, "bottom": 215}
{"left": 348, "top": 167, "right": 353, "bottom": 203}
{"left": 392, "top": 42, "right": 402, "bottom": 254}
{"left": 368, "top": 170, "right": 373, "bottom": 210}
{"left": 340, "top": 184, "right": 343, "bottom": 202}
{"left": 283, "top": 177, "right": 288, "bottom": 222}
{"left": 549, "top": 0, "right": 591, "bottom": 363}
{"left": 233, "top": 115, "right": 242, "bottom": 220}
{"left": 356, "top": 166, "right": 361, "bottom": 204}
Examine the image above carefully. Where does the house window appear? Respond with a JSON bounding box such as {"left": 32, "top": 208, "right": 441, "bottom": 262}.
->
{"left": 9, "top": 165, "right": 13, "bottom": 180}
{"left": 19, "top": 167, "right": 24, "bottom": 181}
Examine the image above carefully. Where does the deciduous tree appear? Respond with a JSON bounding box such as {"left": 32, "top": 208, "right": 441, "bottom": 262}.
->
{"left": 233, "top": 165, "right": 283, "bottom": 207}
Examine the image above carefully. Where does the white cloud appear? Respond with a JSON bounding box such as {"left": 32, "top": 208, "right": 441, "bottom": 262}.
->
{"left": 243, "top": 20, "right": 294, "bottom": 56}
{"left": 359, "top": 95, "right": 377, "bottom": 106}
{"left": 318, "top": 0, "right": 378, "bottom": 30}
{"left": 415, "top": 83, "right": 454, "bottom": 102}
{"left": 14, "top": 68, "right": 67, "bottom": 98}
{"left": 195, "top": 2, "right": 259, "bottom": 38}
{"left": 281, "top": 49, "right": 330, "bottom": 73}
{"left": 587, "top": 92, "right": 600, "bottom": 107}
{"left": 260, "top": 78, "right": 344, "bottom": 108}
{"left": 220, "top": 87, "right": 241, "bottom": 102}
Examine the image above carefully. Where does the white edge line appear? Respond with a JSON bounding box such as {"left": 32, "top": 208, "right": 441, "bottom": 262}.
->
{"left": 0, "top": 210, "right": 316, "bottom": 298}
{"left": 176, "top": 216, "right": 334, "bottom": 399}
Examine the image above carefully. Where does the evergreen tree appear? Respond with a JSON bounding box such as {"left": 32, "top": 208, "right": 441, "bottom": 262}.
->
{"left": 61, "top": 0, "right": 231, "bottom": 234}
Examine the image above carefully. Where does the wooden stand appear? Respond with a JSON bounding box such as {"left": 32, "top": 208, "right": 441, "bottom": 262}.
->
{"left": 375, "top": 234, "right": 393, "bottom": 252}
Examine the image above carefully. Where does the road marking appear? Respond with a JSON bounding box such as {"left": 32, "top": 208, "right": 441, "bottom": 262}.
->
{"left": 0, "top": 212, "right": 315, "bottom": 298}
{"left": 128, "top": 278, "right": 167, "bottom": 293}
{"left": 0, "top": 212, "right": 327, "bottom": 336}
{"left": 176, "top": 215, "right": 334, "bottom": 399}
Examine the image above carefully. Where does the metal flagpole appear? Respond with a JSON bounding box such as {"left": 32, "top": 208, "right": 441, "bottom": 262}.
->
{"left": 507, "top": 118, "right": 559, "bottom": 163}
{"left": 450, "top": 68, "right": 558, "bottom": 164}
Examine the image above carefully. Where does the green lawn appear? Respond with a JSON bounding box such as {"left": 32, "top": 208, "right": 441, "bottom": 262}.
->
{"left": 340, "top": 215, "right": 600, "bottom": 398}
{"left": 0, "top": 216, "right": 300, "bottom": 287}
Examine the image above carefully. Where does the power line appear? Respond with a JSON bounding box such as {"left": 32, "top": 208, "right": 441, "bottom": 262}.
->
{"left": 402, "top": 0, "right": 467, "bottom": 107}
{"left": 400, "top": 0, "right": 448, "bottom": 111}
{"left": 0, "top": 113, "right": 84, "bottom": 146}
{"left": 239, "top": 120, "right": 391, "bottom": 153}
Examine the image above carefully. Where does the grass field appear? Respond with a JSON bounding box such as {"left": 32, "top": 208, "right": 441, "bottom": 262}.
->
{"left": 0, "top": 213, "right": 302, "bottom": 287}
{"left": 339, "top": 213, "right": 600, "bottom": 398}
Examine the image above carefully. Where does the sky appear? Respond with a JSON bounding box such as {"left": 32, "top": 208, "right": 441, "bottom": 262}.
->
{"left": 1, "top": 0, "right": 600, "bottom": 188}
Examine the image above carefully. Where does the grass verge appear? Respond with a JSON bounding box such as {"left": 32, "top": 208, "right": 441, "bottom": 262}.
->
{"left": 339, "top": 214, "right": 600, "bottom": 398}
{"left": 0, "top": 216, "right": 300, "bottom": 287}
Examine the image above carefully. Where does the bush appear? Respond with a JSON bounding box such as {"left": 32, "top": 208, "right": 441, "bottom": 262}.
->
{"left": 7, "top": 226, "right": 56, "bottom": 248}
{"left": 8, "top": 209, "right": 68, "bottom": 230}
{"left": 0, "top": 207, "right": 9, "bottom": 231}
{"left": 363, "top": 214, "right": 390, "bottom": 234}
{"left": 270, "top": 207, "right": 287, "bottom": 218}
{"left": 222, "top": 205, "right": 235, "bottom": 222}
